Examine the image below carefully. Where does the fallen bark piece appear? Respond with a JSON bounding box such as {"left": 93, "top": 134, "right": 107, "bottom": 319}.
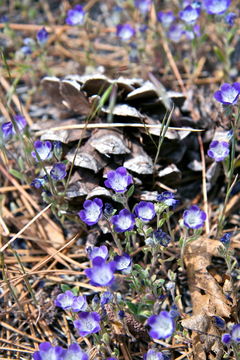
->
{"left": 182, "top": 236, "right": 232, "bottom": 360}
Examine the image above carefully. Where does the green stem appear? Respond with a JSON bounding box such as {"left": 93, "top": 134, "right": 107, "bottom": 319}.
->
{"left": 217, "top": 108, "right": 240, "bottom": 237}
{"left": 106, "top": 219, "right": 123, "bottom": 254}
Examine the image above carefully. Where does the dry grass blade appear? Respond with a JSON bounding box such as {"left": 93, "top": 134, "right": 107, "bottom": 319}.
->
{"left": 35, "top": 122, "right": 204, "bottom": 136}
{"left": 0, "top": 204, "right": 52, "bottom": 252}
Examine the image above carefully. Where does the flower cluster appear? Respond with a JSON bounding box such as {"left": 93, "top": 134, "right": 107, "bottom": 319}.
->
{"left": 55, "top": 290, "right": 87, "bottom": 312}
{"left": 157, "top": 0, "right": 232, "bottom": 43}
{"left": 55, "top": 290, "right": 101, "bottom": 337}
{"left": 33, "top": 342, "right": 88, "bottom": 360}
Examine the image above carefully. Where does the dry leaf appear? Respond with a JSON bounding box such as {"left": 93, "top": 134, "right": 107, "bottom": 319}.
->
{"left": 89, "top": 129, "right": 130, "bottom": 155}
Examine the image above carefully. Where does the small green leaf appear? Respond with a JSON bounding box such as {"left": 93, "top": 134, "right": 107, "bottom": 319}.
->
{"left": 126, "top": 301, "right": 139, "bottom": 315}
{"left": 9, "top": 168, "right": 25, "bottom": 180}
{"left": 126, "top": 185, "right": 135, "bottom": 199}
{"left": 158, "top": 218, "right": 166, "bottom": 227}
{"left": 71, "top": 287, "right": 79, "bottom": 296}
{"left": 133, "top": 264, "right": 143, "bottom": 272}
{"left": 138, "top": 310, "right": 151, "bottom": 318}
{"left": 60, "top": 284, "right": 71, "bottom": 292}
{"left": 213, "top": 46, "right": 226, "bottom": 63}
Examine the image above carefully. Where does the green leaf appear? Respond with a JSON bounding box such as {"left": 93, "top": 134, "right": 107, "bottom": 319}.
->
{"left": 158, "top": 218, "right": 166, "bottom": 227}
{"left": 60, "top": 284, "right": 71, "bottom": 292}
{"left": 179, "top": 237, "right": 184, "bottom": 248}
{"left": 112, "top": 194, "right": 124, "bottom": 204}
{"left": 138, "top": 309, "right": 151, "bottom": 318}
{"left": 126, "top": 185, "right": 135, "bottom": 199}
{"left": 133, "top": 264, "right": 143, "bottom": 271}
{"left": 71, "top": 287, "right": 79, "bottom": 296}
{"left": 9, "top": 168, "right": 25, "bottom": 181}
{"left": 213, "top": 46, "right": 226, "bottom": 63}
{"left": 145, "top": 227, "right": 153, "bottom": 236}
{"left": 126, "top": 301, "right": 139, "bottom": 315}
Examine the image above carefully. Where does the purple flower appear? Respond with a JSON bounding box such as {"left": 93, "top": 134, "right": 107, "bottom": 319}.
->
{"left": 85, "top": 257, "right": 116, "bottom": 287}
{"left": 100, "top": 291, "right": 113, "bottom": 306}
{"left": 55, "top": 290, "right": 75, "bottom": 310}
{"left": 139, "top": 24, "right": 148, "bottom": 32}
{"left": 231, "top": 324, "right": 240, "bottom": 343}
{"left": 220, "top": 232, "right": 232, "bottom": 245}
{"left": 1, "top": 122, "right": 13, "bottom": 141}
{"left": 184, "top": 24, "right": 201, "bottom": 39}
{"left": 203, "top": 0, "right": 231, "bottom": 14}
{"left": 53, "top": 141, "right": 63, "bottom": 160}
{"left": 73, "top": 311, "right": 101, "bottom": 336}
{"left": 148, "top": 311, "right": 175, "bottom": 340}
{"left": 134, "top": 0, "right": 152, "bottom": 14}
{"left": 105, "top": 167, "right": 133, "bottom": 193}
{"left": 134, "top": 201, "right": 156, "bottom": 221}
{"left": 116, "top": 24, "right": 136, "bottom": 41}
{"left": 1, "top": 115, "right": 27, "bottom": 142}
{"left": 104, "top": 203, "right": 115, "bottom": 217}
{"left": 88, "top": 245, "right": 109, "bottom": 261}
{"left": 213, "top": 316, "right": 226, "bottom": 329}
{"left": 31, "top": 178, "right": 45, "bottom": 189}
{"left": 183, "top": 0, "right": 202, "bottom": 8}
{"left": 221, "top": 333, "right": 232, "bottom": 344}
{"left": 37, "top": 27, "right": 49, "bottom": 45}
{"left": 72, "top": 295, "right": 88, "bottom": 312}
{"left": 144, "top": 349, "right": 165, "bottom": 360}
{"left": 167, "top": 23, "right": 185, "bottom": 42}
{"left": 111, "top": 209, "right": 135, "bottom": 233}
{"left": 20, "top": 37, "right": 35, "bottom": 55}
{"left": 179, "top": 5, "right": 200, "bottom": 24}
{"left": 225, "top": 12, "right": 237, "bottom": 25}
{"left": 183, "top": 205, "right": 206, "bottom": 229}
{"left": 33, "top": 342, "right": 64, "bottom": 360}
{"left": 63, "top": 344, "right": 88, "bottom": 360}
{"left": 157, "top": 11, "right": 175, "bottom": 27}
{"left": 0, "top": 15, "right": 9, "bottom": 23}
{"left": 66, "top": 5, "right": 85, "bottom": 26}
{"left": 157, "top": 191, "right": 178, "bottom": 207}
{"left": 14, "top": 115, "right": 27, "bottom": 130}
{"left": 152, "top": 229, "right": 171, "bottom": 247}
{"left": 207, "top": 140, "right": 230, "bottom": 162}
{"left": 78, "top": 198, "right": 103, "bottom": 226}
{"left": 118, "top": 310, "right": 125, "bottom": 319}
{"left": 214, "top": 83, "right": 240, "bottom": 105}
{"left": 31, "top": 140, "right": 53, "bottom": 161}
{"left": 169, "top": 304, "right": 180, "bottom": 319}
{"left": 50, "top": 163, "right": 67, "bottom": 181}
{"left": 114, "top": 253, "right": 132, "bottom": 272}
